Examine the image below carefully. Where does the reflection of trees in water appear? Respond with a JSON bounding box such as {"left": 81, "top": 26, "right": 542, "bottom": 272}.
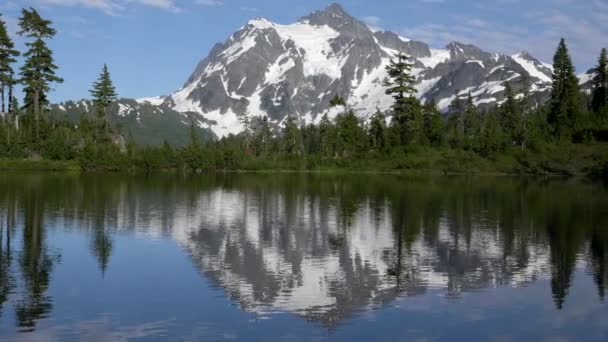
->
{"left": 0, "top": 174, "right": 608, "bottom": 329}
{"left": 0, "top": 197, "right": 16, "bottom": 321}
{"left": 15, "top": 190, "right": 57, "bottom": 332}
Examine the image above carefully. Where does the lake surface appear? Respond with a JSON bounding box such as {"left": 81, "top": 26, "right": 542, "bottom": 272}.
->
{"left": 0, "top": 173, "right": 607, "bottom": 341}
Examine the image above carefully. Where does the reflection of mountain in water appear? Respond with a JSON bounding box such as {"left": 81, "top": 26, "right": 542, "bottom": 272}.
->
{"left": 172, "top": 187, "right": 554, "bottom": 325}
{"left": 1, "top": 174, "right": 607, "bottom": 328}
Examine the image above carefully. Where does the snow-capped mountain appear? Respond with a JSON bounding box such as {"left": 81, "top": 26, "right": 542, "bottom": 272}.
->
{"left": 53, "top": 3, "right": 593, "bottom": 142}
{"left": 160, "top": 3, "right": 557, "bottom": 138}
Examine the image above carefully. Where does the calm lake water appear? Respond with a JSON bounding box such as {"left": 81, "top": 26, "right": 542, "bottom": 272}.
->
{"left": 0, "top": 173, "right": 608, "bottom": 341}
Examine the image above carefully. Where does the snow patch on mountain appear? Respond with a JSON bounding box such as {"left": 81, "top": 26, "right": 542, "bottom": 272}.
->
{"left": 512, "top": 53, "right": 552, "bottom": 83}
{"left": 136, "top": 96, "right": 165, "bottom": 106}
{"left": 419, "top": 49, "right": 451, "bottom": 69}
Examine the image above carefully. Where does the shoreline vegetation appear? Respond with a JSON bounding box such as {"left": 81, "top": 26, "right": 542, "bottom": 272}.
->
{"left": 0, "top": 9, "right": 608, "bottom": 179}
{"left": 1, "top": 142, "right": 606, "bottom": 178}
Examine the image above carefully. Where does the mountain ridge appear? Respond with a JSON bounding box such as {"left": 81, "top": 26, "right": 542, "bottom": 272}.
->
{"left": 52, "top": 3, "right": 594, "bottom": 143}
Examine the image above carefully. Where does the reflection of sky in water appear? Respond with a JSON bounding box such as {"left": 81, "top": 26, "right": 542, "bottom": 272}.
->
{"left": 0, "top": 174, "right": 607, "bottom": 341}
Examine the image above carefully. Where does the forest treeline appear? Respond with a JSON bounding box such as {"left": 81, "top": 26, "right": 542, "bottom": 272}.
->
{"left": 1, "top": 8, "right": 608, "bottom": 176}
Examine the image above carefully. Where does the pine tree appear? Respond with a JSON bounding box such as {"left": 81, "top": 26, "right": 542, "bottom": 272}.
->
{"left": 592, "top": 48, "right": 608, "bottom": 116}
{"left": 318, "top": 113, "right": 335, "bottom": 157}
{"left": 500, "top": 82, "right": 522, "bottom": 146}
{"left": 329, "top": 95, "right": 346, "bottom": 107}
{"left": 447, "top": 95, "right": 465, "bottom": 148}
{"left": 281, "top": 115, "right": 302, "bottom": 156}
{"left": 89, "top": 64, "right": 117, "bottom": 136}
{"left": 0, "top": 14, "right": 20, "bottom": 116}
{"left": 422, "top": 100, "right": 444, "bottom": 147}
{"left": 18, "top": 8, "right": 63, "bottom": 138}
{"left": 369, "top": 108, "right": 387, "bottom": 151}
{"left": 384, "top": 51, "right": 420, "bottom": 145}
{"left": 548, "top": 38, "right": 581, "bottom": 141}
{"left": 463, "top": 94, "right": 481, "bottom": 150}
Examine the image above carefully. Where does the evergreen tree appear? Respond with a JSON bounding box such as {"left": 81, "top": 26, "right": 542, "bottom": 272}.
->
{"left": 318, "top": 113, "right": 336, "bottom": 157}
{"left": 281, "top": 115, "right": 302, "bottom": 156}
{"left": 18, "top": 8, "right": 63, "bottom": 138}
{"left": 548, "top": 38, "right": 581, "bottom": 141}
{"left": 480, "top": 110, "right": 505, "bottom": 156}
{"left": 89, "top": 64, "right": 118, "bottom": 136}
{"left": 500, "top": 82, "right": 522, "bottom": 146}
{"left": 592, "top": 48, "right": 608, "bottom": 116}
{"left": 336, "top": 110, "right": 366, "bottom": 157}
{"left": 369, "top": 108, "right": 387, "bottom": 152}
{"left": 0, "top": 14, "right": 20, "bottom": 115}
{"left": 447, "top": 95, "right": 465, "bottom": 148}
{"left": 463, "top": 94, "right": 481, "bottom": 151}
{"left": 422, "top": 100, "right": 444, "bottom": 147}
{"left": 329, "top": 95, "right": 346, "bottom": 107}
{"left": 384, "top": 51, "right": 420, "bottom": 145}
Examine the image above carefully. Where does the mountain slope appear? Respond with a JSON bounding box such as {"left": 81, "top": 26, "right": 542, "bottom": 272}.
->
{"left": 51, "top": 99, "right": 212, "bottom": 146}
{"left": 160, "top": 4, "right": 559, "bottom": 138}
{"left": 54, "top": 3, "right": 593, "bottom": 142}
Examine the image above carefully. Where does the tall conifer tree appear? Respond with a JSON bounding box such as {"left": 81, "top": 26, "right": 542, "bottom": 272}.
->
{"left": 90, "top": 64, "right": 118, "bottom": 136}
{"left": 18, "top": 8, "right": 63, "bottom": 138}
{"left": 548, "top": 38, "right": 581, "bottom": 141}
{"left": 0, "top": 14, "right": 20, "bottom": 116}
{"left": 384, "top": 51, "right": 421, "bottom": 145}
{"left": 592, "top": 48, "right": 608, "bottom": 115}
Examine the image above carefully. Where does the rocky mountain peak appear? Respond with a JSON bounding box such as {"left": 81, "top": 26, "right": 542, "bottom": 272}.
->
{"left": 301, "top": 3, "right": 371, "bottom": 40}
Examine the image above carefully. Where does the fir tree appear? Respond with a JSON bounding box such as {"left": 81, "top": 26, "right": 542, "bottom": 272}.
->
{"left": 0, "top": 14, "right": 20, "bottom": 115}
{"left": 384, "top": 51, "right": 420, "bottom": 145}
{"left": 500, "top": 82, "right": 522, "bottom": 146}
{"left": 281, "top": 115, "right": 302, "bottom": 156}
{"left": 329, "top": 95, "right": 346, "bottom": 107}
{"left": 463, "top": 94, "right": 481, "bottom": 151}
{"left": 422, "top": 100, "right": 444, "bottom": 147}
{"left": 447, "top": 95, "right": 465, "bottom": 148}
{"left": 369, "top": 108, "right": 387, "bottom": 151}
{"left": 90, "top": 64, "right": 118, "bottom": 136}
{"left": 592, "top": 48, "right": 608, "bottom": 116}
{"left": 18, "top": 8, "right": 63, "bottom": 138}
{"left": 548, "top": 38, "right": 581, "bottom": 141}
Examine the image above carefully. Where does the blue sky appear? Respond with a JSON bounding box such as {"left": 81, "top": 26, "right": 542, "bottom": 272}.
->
{"left": 1, "top": 0, "right": 606, "bottom": 103}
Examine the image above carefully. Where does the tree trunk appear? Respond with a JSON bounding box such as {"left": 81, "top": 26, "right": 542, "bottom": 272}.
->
{"left": 34, "top": 90, "right": 40, "bottom": 139}
{"left": 8, "top": 82, "right": 13, "bottom": 114}
{"left": 1, "top": 83, "right": 5, "bottom": 114}
{"left": 105, "top": 105, "right": 109, "bottom": 136}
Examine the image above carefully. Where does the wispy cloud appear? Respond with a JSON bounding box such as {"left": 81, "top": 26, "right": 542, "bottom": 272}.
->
{"left": 401, "top": 1, "right": 608, "bottom": 69}
{"left": 195, "top": 0, "right": 223, "bottom": 6}
{"left": 362, "top": 16, "right": 381, "bottom": 26}
{"left": 34, "top": 0, "right": 182, "bottom": 15}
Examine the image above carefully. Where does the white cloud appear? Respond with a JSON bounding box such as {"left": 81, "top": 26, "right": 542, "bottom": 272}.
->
{"left": 195, "top": 0, "right": 223, "bottom": 6}
{"left": 362, "top": 16, "right": 381, "bottom": 26}
{"left": 401, "top": 3, "right": 608, "bottom": 70}
{"left": 35, "top": 0, "right": 182, "bottom": 14}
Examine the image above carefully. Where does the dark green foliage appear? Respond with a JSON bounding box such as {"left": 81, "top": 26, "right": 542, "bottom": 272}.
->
{"left": 17, "top": 8, "right": 63, "bottom": 137}
{"left": 549, "top": 39, "right": 582, "bottom": 141}
{"left": 0, "top": 31, "right": 604, "bottom": 177}
{"left": 89, "top": 64, "right": 117, "bottom": 137}
{"left": 0, "top": 14, "right": 19, "bottom": 115}
{"left": 281, "top": 115, "right": 303, "bottom": 156}
{"left": 592, "top": 48, "right": 608, "bottom": 117}
{"left": 422, "top": 100, "right": 444, "bottom": 147}
{"left": 335, "top": 110, "right": 367, "bottom": 157}
{"left": 384, "top": 51, "right": 422, "bottom": 146}
{"left": 369, "top": 109, "right": 387, "bottom": 151}
{"left": 329, "top": 95, "right": 346, "bottom": 107}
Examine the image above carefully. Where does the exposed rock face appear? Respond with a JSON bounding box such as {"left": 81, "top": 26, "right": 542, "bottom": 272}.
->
{"left": 162, "top": 3, "right": 558, "bottom": 138}
{"left": 53, "top": 3, "right": 594, "bottom": 142}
